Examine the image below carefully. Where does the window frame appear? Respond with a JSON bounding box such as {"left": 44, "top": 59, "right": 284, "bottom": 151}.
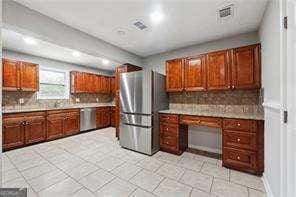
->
{"left": 37, "top": 67, "right": 70, "bottom": 100}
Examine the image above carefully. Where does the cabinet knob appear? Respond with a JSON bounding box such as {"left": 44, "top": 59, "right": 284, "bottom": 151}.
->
{"left": 165, "top": 142, "right": 169, "bottom": 144}
{"left": 237, "top": 156, "right": 240, "bottom": 160}
{"left": 237, "top": 122, "right": 241, "bottom": 126}
{"left": 227, "top": 85, "right": 231, "bottom": 88}
{"left": 166, "top": 128, "right": 169, "bottom": 131}
{"left": 237, "top": 138, "right": 241, "bottom": 142}
{"left": 232, "top": 85, "right": 235, "bottom": 89}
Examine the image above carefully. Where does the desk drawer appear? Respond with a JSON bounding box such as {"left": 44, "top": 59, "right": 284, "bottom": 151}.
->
{"left": 223, "top": 119, "right": 256, "bottom": 132}
{"left": 160, "top": 123, "right": 178, "bottom": 136}
{"left": 223, "top": 130, "right": 257, "bottom": 151}
{"left": 160, "top": 136, "right": 178, "bottom": 150}
{"left": 180, "top": 115, "right": 221, "bottom": 128}
{"left": 160, "top": 114, "right": 179, "bottom": 124}
{"left": 223, "top": 147, "right": 256, "bottom": 170}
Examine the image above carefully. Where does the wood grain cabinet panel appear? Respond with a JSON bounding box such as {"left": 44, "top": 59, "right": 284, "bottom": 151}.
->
{"left": 223, "top": 130, "right": 257, "bottom": 151}
{"left": 3, "top": 59, "right": 20, "bottom": 91}
{"left": 206, "top": 50, "right": 231, "bottom": 90}
{"left": 223, "top": 118, "right": 257, "bottom": 133}
{"left": 110, "top": 107, "right": 116, "bottom": 127}
{"left": 47, "top": 114, "right": 64, "bottom": 140}
{"left": 110, "top": 77, "right": 116, "bottom": 94}
{"left": 96, "top": 107, "right": 110, "bottom": 128}
{"left": 64, "top": 112, "right": 80, "bottom": 136}
{"left": 94, "top": 75, "right": 102, "bottom": 93}
{"left": 166, "top": 59, "right": 184, "bottom": 92}
{"left": 20, "top": 62, "right": 39, "bottom": 91}
{"left": 71, "top": 71, "right": 85, "bottom": 93}
{"left": 184, "top": 55, "right": 207, "bottom": 91}
{"left": 24, "top": 114, "right": 46, "bottom": 144}
{"left": 3, "top": 116, "right": 25, "bottom": 150}
{"left": 231, "top": 44, "right": 261, "bottom": 89}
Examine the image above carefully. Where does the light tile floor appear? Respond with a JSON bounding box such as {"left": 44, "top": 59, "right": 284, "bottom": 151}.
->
{"left": 2, "top": 127, "right": 266, "bottom": 197}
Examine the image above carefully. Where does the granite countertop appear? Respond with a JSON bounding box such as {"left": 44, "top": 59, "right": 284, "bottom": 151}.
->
{"left": 3, "top": 103, "right": 116, "bottom": 114}
{"left": 158, "top": 109, "right": 264, "bottom": 120}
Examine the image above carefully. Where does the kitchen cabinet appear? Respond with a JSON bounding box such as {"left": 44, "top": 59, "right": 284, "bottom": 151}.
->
{"left": 184, "top": 55, "right": 207, "bottom": 91}
{"left": 110, "top": 106, "right": 115, "bottom": 127}
{"left": 47, "top": 109, "right": 80, "bottom": 140}
{"left": 3, "top": 112, "right": 46, "bottom": 150}
{"left": 84, "top": 73, "right": 95, "bottom": 93}
{"left": 94, "top": 75, "right": 102, "bottom": 93}
{"left": 206, "top": 50, "right": 231, "bottom": 90}
{"left": 231, "top": 44, "right": 261, "bottom": 89}
{"left": 166, "top": 59, "right": 184, "bottom": 92}
{"left": 101, "top": 76, "right": 110, "bottom": 94}
{"left": 110, "top": 77, "right": 116, "bottom": 94}
{"left": 3, "top": 59, "right": 39, "bottom": 91}
{"left": 70, "top": 71, "right": 85, "bottom": 93}
{"left": 96, "top": 107, "right": 110, "bottom": 128}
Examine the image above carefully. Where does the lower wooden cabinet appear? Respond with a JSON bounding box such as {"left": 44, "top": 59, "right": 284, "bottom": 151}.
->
{"left": 96, "top": 107, "right": 110, "bottom": 128}
{"left": 47, "top": 109, "right": 80, "bottom": 140}
{"left": 110, "top": 107, "right": 115, "bottom": 127}
{"left": 3, "top": 112, "right": 46, "bottom": 150}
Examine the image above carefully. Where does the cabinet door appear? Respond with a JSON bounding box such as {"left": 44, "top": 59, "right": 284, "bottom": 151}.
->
{"left": 71, "top": 71, "right": 85, "bottom": 93}
{"left": 166, "top": 59, "right": 184, "bottom": 92}
{"left": 3, "top": 59, "right": 20, "bottom": 91}
{"left": 64, "top": 112, "right": 80, "bottom": 136}
{"left": 101, "top": 76, "right": 110, "bottom": 93}
{"left": 110, "top": 108, "right": 115, "bottom": 127}
{"left": 231, "top": 44, "right": 261, "bottom": 89}
{"left": 96, "top": 110, "right": 103, "bottom": 128}
{"left": 85, "top": 73, "right": 95, "bottom": 93}
{"left": 47, "top": 114, "right": 64, "bottom": 140}
{"left": 3, "top": 116, "right": 25, "bottom": 150}
{"left": 206, "top": 50, "right": 231, "bottom": 90}
{"left": 184, "top": 55, "right": 206, "bottom": 91}
{"left": 94, "top": 75, "right": 101, "bottom": 93}
{"left": 25, "top": 115, "right": 46, "bottom": 144}
{"left": 110, "top": 77, "right": 116, "bottom": 94}
{"left": 20, "top": 62, "right": 39, "bottom": 91}
{"left": 102, "top": 109, "right": 110, "bottom": 127}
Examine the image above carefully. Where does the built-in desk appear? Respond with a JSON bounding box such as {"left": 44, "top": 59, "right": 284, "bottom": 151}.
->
{"left": 159, "top": 111, "right": 264, "bottom": 175}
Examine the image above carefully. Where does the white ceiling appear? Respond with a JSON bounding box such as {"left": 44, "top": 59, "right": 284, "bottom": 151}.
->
{"left": 14, "top": 0, "right": 268, "bottom": 57}
{"left": 2, "top": 28, "right": 121, "bottom": 71}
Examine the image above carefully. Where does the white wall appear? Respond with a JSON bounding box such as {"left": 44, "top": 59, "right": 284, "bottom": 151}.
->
{"left": 3, "top": 50, "right": 113, "bottom": 76}
{"left": 259, "top": 0, "right": 283, "bottom": 197}
{"left": 3, "top": 0, "right": 142, "bottom": 66}
{"left": 143, "top": 31, "right": 260, "bottom": 74}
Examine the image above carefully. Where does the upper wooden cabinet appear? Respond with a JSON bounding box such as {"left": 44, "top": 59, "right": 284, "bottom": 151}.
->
{"left": 110, "top": 77, "right": 116, "bottom": 94}
{"left": 184, "top": 55, "right": 207, "bottom": 91}
{"left": 231, "top": 44, "right": 261, "bottom": 89}
{"left": 166, "top": 59, "right": 184, "bottom": 92}
{"left": 3, "top": 59, "right": 39, "bottom": 92}
{"left": 165, "top": 44, "right": 261, "bottom": 92}
{"left": 70, "top": 71, "right": 113, "bottom": 94}
{"left": 206, "top": 50, "right": 231, "bottom": 90}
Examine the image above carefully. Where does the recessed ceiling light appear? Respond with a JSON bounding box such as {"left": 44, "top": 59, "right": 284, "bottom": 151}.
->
{"left": 150, "top": 11, "right": 164, "bottom": 24}
{"left": 102, "top": 59, "right": 110, "bottom": 65}
{"left": 117, "top": 30, "right": 126, "bottom": 36}
{"left": 72, "top": 51, "right": 81, "bottom": 57}
{"left": 23, "top": 37, "right": 37, "bottom": 45}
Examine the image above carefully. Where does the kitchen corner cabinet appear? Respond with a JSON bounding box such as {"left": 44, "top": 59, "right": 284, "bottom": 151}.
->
{"left": 206, "top": 50, "right": 231, "bottom": 90}
{"left": 231, "top": 44, "right": 261, "bottom": 89}
{"left": 3, "top": 59, "right": 39, "bottom": 91}
{"left": 166, "top": 59, "right": 184, "bottom": 92}
{"left": 3, "top": 112, "right": 46, "bottom": 150}
{"left": 184, "top": 55, "right": 207, "bottom": 91}
{"left": 165, "top": 44, "right": 261, "bottom": 92}
{"left": 96, "top": 107, "right": 110, "bottom": 128}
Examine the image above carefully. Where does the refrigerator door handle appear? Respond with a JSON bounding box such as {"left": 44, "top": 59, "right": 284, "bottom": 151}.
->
{"left": 121, "top": 122, "right": 152, "bottom": 129}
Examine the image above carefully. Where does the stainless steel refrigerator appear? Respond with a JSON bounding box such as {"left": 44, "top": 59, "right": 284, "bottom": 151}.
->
{"left": 119, "top": 69, "right": 168, "bottom": 155}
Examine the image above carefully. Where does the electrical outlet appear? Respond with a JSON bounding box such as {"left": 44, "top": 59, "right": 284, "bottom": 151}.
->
{"left": 19, "top": 98, "right": 24, "bottom": 104}
{"left": 96, "top": 98, "right": 99, "bottom": 102}
{"left": 75, "top": 98, "right": 80, "bottom": 103}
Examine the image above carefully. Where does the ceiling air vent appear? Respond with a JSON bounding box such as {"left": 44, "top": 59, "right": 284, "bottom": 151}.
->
{"left": 133, "top": 21, "right": 148, "bottom": 30}
{"left": 218, "top": 4, "right": 234, "bottom": 19}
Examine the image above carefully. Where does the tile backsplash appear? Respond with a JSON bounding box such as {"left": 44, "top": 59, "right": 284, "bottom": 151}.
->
{"left": 2, "top": 91, "right": 114, "bottom": 109}
{"left": 169, "top": 89, "right": 264, "bottom": 114}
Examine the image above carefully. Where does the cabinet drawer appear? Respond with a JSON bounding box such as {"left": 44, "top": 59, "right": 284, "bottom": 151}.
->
{"left": 223, "top": 130, "right": 257, "bottom": 151}
{"left": 223, "top": 119, "right": 257, "bottom": 132}
{"left": 223, "top": 147, "right": 256, "bottom": 170}
{"left": 159, "top": 114, "right": 179, "bottom": 124}
{"left": 180, "top": 115, "right": 221, "bottom": 128}
{"left": 160, "top": 136, "right": 178, "bottom": 150}
{"left": 160, "top": 123, "right": 179, "bottom": 135}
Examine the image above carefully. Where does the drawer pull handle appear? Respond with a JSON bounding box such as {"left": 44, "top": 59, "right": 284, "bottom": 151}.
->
{"left": 237, "top": 122, "right": 241, "bottom": 126}
{"left": 165, "top": 142, "right": 169, "bottom": 144}
{"left": 237, "top": 156, "right": 240, "bottom": 160}
{"left": 166, "top": 128, "right": 169, "bottom": 131}
{"left": 237, "top": 138, "right": 241, "bottom": 142}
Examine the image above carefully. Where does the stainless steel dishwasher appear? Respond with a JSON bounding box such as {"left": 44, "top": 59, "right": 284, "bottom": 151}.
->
{"left": 80, "top": 107, "right": 97, "bottom": 131}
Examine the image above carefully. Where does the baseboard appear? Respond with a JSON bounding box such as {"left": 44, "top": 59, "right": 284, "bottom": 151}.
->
{"left": 262, "top": 173, "right": 274, "bottom": 197}
{"left": 188, "top": 144, "right": 222, "bottom": 154}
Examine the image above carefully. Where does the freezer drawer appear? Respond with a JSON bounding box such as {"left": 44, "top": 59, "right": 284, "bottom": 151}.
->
{"left": 120, "top": 113, "right": 152, "bottom": 127}
{"left": 119, "top": 123, "right": 152, "bottom": 155}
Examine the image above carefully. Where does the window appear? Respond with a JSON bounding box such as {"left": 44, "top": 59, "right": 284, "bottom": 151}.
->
{"left": 37, "top": 68, "right": 69, "bottom": 99}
